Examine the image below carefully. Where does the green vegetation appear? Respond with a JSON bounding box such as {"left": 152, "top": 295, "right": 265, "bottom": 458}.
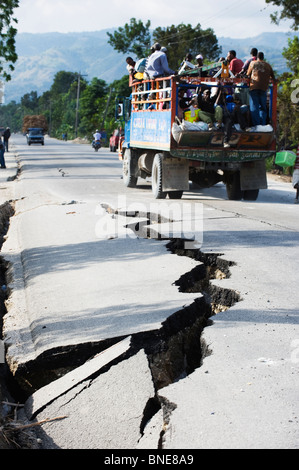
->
{"left": 0, "top": 0, "right": 19, "bottom": 81}
{"left": 0, "top": 71, "right": 130, "bottom": 142}
{"left": 266, "top": 0, "right": 299, "bottom": 31}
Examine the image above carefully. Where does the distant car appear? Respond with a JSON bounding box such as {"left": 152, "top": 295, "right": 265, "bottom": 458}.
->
{"left": 109, "top": 130, "right": 119, "bottom": 152}
{"left": 26, "top": 127, "right": 44, "bottom": 145}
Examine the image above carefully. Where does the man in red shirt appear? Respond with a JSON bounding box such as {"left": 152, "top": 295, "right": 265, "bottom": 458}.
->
{"left": 226, "top": 50, "right": 244, "bottom": 76}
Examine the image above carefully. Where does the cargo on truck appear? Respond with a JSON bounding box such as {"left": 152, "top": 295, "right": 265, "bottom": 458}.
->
{"left": 117, "top": 63, "right": 277, "bottom": 201}
{"left": 22, "top": 115, "right": 48, "bottom": 146}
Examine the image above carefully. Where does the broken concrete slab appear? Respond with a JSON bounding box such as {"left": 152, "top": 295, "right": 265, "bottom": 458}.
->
{"left": 25, "top": 336, "right": 132, "bottom": 420}
{"left": 22, "top": 349, "right": 157, "bottom": 449}
{"left": 2, "top": 202, "right": 201, "bottom": 372}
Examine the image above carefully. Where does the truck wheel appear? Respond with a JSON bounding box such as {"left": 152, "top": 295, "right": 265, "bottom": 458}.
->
{"left": 225, "top": 171, "right": 242, "bottom": 200}
{"left": 243, "top": 189, "right": 259, "bottom": 201}
{"left": 152, "top": 154, "right": 166, "bottom": 199}
{"left": 123, "top": 149, "right": 138, "bottom": 188}
{"left": 168, "top": 191, "right": 183, "bottom": 199}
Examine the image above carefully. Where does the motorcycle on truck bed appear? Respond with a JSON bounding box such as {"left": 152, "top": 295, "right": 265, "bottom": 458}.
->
{"left": 117, "top": 64, "right": 277, "bottom": 201}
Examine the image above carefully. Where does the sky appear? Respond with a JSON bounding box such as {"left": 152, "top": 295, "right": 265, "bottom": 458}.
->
{"left": 14, "top": 0, "right": 294, "bottom": 39}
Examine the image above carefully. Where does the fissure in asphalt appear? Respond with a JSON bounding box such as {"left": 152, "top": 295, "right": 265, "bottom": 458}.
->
{"left": 0, "top": 203, "right": 241, "bottom": 448}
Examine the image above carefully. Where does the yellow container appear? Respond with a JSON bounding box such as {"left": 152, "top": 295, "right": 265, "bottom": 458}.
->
{"left": 184, "top": 109, "right": 200, "bottom": 123}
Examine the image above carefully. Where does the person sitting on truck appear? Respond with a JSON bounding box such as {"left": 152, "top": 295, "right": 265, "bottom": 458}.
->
{"left": 218, "top": 90, "right": 250, "bottom": 148}
{"left": 226, "top": 50, "right": 244, "bottom": 76}
{"left": 126, "top": 57, "right": 136, "bottom": 76}
{"left": 178, "top": 53, "right": 196, "bottom": 75}
{"left": 145, "top": 43, "right": 175, "bottom": 79}
{"left": 196, "top": 87, "right": 223, "bottom": 131}
{"left": 177, "top": 88, "right": 194, "bottom": 119}
{"left": 146, "top": 93, "right": 157, "bottom": 110}
{"left": 195, "top": 54, "right": 208, "bottom": 77}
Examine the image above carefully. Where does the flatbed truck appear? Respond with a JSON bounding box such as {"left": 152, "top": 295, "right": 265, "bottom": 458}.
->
{"left": 117, "top": 67, "right": 277, "bottom": 200}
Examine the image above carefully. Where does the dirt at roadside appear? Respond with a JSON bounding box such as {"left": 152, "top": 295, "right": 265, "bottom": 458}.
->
{"left": 267, "top": 171, "right": 292, "bottom": 184}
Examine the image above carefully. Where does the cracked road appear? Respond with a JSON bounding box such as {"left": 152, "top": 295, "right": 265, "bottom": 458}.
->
{"left": 1, "top": 134, "right": 299, "bottom": 449}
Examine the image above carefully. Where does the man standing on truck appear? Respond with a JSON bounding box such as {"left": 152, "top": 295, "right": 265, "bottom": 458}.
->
{"left": 246, "top": 51, "right": 275, "bottom": 127}
{"left": 145, "top": 43, "right": 175, "bottom": 79}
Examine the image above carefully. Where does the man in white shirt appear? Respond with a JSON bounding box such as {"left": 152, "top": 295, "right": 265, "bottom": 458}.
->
{"left": 145, "top": 43, "right": 175, "bottom": 79}
{"left": 93, "top": 130, "right": 101, "bottom": 141}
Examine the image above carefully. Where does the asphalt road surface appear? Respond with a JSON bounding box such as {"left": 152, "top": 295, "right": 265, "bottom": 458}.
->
{"left": 1, "top": 134, "right": 299, "bottom": 450}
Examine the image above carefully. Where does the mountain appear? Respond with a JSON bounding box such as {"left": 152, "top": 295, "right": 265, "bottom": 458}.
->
{"left": 4, "top": 30, "right": 128, "bottom": 103}
{"left": 218, "top": 31, "right": 296, "bottom": 73}
{"left": 3, "top": 30, "right": 297, "bottom": 104}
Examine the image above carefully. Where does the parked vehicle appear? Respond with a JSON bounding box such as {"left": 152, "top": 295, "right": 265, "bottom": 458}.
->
{"left": 117, "top": 64, "right": 277, "bottom": 200}
{"left": 109, "top": 129, "right": 120, "bottom": 152}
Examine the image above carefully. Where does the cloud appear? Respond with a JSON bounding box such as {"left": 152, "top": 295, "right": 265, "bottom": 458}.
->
{"left": 15, "top": 0, "right": 292, "bottom": 38}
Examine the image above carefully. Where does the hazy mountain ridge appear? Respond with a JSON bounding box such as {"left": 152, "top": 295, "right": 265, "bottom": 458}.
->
{"left": 4, "top": 30, "right": 296, "bottom": 103}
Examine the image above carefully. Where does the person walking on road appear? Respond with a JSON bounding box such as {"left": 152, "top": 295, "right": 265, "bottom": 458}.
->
{"left": 0, "top": 137, "right": 6, "bottom": 168}
{"left": 3, "top": 127, "right": 11, "bottom": 152}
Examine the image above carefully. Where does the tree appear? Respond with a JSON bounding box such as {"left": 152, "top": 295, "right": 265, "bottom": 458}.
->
{"left": 107, "top": 18, "right": 151, "bottom": 58}
{"left": 153, "top": 23, "right": 221, "bottom": 69}
{"left": 0, "top": 0, "right": 19, "bottom": 81}
{"left": 79, "top": 78, "right": 108, "bottom": 134}
{"left": 265, "top": 0, "right": 299, "bottom": 30}
{"left": 50, "top": 71, "right": 78, "bottom": 97}
{"left": 282, "top": 35, "right": 299, "bottom": 75}
{"left": 21, "top": 91, "right": 39, "bottom": 112}
{"left": 276, "top": 36, "right": 299, "bottom": 149}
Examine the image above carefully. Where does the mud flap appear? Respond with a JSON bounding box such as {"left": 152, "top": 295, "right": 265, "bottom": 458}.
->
{"left": 162, "top": 157, "right": 189, "bottom": 192}
{"left": 240, "top": 160, "right": 268, "bottom": 191}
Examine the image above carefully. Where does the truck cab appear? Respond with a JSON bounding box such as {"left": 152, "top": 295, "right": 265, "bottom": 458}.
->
{"left": 26, "top": 127, "right": 45, "bottom": 145}
{"left": 117, "top": 67, "right": 277, "bottom": 201}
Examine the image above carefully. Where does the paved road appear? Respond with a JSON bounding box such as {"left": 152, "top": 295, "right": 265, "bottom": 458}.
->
{"left": 2, "top": 134, "right": 299, "bottom": 449}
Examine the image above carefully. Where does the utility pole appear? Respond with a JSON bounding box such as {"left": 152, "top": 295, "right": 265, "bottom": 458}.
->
{"left": 101, "top": 87, "right": 114, "bottom": 130}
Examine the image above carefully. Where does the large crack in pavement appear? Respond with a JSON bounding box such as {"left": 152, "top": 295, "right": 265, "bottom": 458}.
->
{"left": 0, "top": 201, "right": 241, "bottom": 448}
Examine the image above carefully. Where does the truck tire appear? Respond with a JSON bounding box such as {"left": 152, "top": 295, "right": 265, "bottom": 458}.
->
{"left": 123, "top": 148, "right": 138, "bottom": 188}
{"left": 225, "top": 171, "right": 242, "bottom": 200}
{"left": 152, "top": 154, "right": 166, "bottom": 199}
{"left": 168, "top": 191, "right": 183, "bottom": 199}
{"left": 243, "top": 189, "right": 259, "bottom": 201}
